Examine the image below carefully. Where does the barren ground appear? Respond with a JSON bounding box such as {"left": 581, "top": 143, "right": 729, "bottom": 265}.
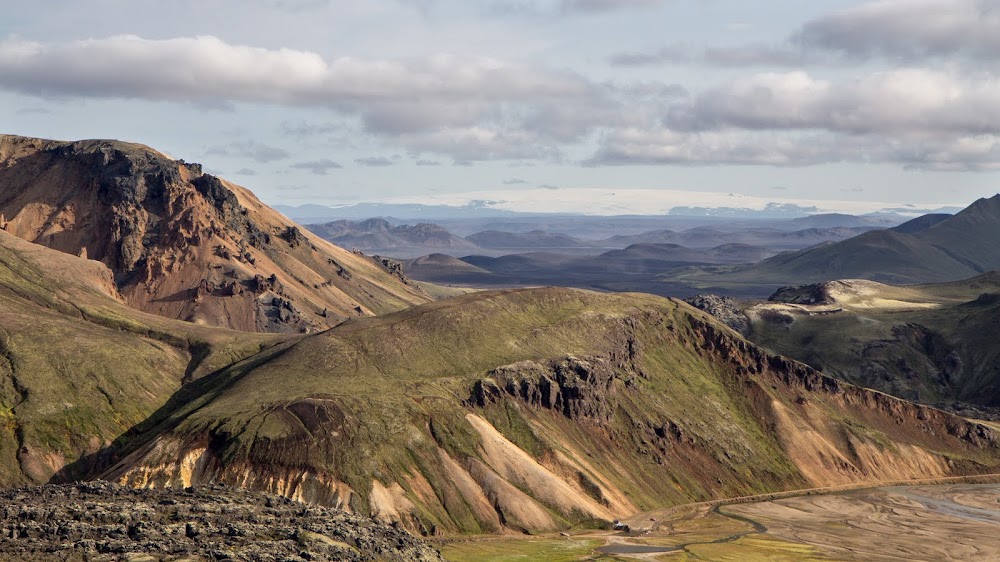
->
{"left": 441, "top": 482, "right": 1000, "bottom": 561}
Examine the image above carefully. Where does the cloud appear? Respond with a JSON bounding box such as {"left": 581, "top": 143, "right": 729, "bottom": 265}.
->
{"left": 290, "top": 159, "right": 343, "bottom": 174}
{"left": 538, "top": 183, "right": 559, "bottom": 190}
{"left": 234, "top": 167, "right": 257, "bottom": 175}
{"left": 558, "top": 0, "right": 664, "bottom": 13}
{"left": 795, "top": 0, "right": 1000, "bottom": 61}
{"left": 206, "top": 140, "right": 290, "bottom": 162}
{"left": 503, "top": 178, "right": 529, "bottom": 184}
{"left": 4, "top": 26, "right": 1000, "bottom": 171}
{"left": 610, "top": 43, "right": 819, "bottom": 67}
{"left": 667, "top": 69, "right": 1000, "bottom": 136}
{"left": 279, "top": 120, "right": 341, "bottom": 136}
{"left": 355, "top": 156, "right": 395, "bottom": 167}
{"left": 0, "top": 35, "right": 605, "bottom": 162}
{"left": 415, "top": 159, "right": 441, "bottom": 166}
{"left": 614, "top": 0, "right": 1000, "bottom": 69}
{"left": 487, "top": 0, "right": 664, "bottom": 15}
{"left": 588, "top": 127, "right": 1000, "bottom": 171}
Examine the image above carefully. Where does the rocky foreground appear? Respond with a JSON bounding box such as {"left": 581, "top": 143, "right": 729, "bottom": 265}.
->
{"left": 0, "top": 482, "right": 444, "bottom": 561}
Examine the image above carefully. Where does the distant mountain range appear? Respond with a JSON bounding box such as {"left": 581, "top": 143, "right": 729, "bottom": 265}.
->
{"left": 402, "top": 243, "right": 778, "bottom": 296}
{"left": 307, "top": 218, "right": 479, "bottom": 254}
{"left": 275, "top": 200, "right": 956, "bottom": 223}
{"left": 706, "top": 194, "right": 1000, "bottom": 286}
{"left": 305, "top": 216, "right": 894, "bottom": 259}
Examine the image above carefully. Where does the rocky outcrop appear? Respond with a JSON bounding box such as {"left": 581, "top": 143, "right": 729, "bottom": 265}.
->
{"left": 768, "top": 283, "right": 836, "bottom": 305}
{"left": 683, "top": 294, "right": 749, "bottom": 333}
{"left": 0, "top": 134, "right": 430, "bottom": 332}
{"left": 470, "top": 356, "right": 630, "bottom": 424}
{"left": 0, "top": 481, "right": 443, "bottom": 561}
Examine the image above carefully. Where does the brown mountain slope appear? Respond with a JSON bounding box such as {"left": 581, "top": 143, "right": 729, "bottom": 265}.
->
{"left": 0, "top": 134, "right": 430, "bottom": 332}
{"left": 78, "top": 287, "right": 1000, "bottom": 536}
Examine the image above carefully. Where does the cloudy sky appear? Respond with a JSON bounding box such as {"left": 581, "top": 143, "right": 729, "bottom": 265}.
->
{"left": 2, "top": 0, "right": 999, "bottom": 213}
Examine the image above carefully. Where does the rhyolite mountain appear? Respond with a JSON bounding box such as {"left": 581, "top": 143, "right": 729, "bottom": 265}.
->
{"left": 0, "top": 135, "right": 429, "bottom": 332}
{"left": 1, "top": 194, "right": 999, "bottom": 536}
{"left": 3, "top": 134, "right": 1000, "bottom": 540}
{"left": 0, "top": 226, "right": 292, "bottom": 486}
{"left": 86, "top": 287, "right": 1000, "bottom": 535}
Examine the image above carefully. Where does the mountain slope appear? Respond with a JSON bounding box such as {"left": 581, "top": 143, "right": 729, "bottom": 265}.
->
{"left": 707, "top": 195, "right": 1000, "bottom": 286}
{"left": 0, "top": 135, "right": 430, "bottom": 332}
{"left": 745, "top": 273, "right": 1000, "bottom": 408}
{"left": 0, "top": 228, "right": 292, "bottom": 486}
{"left": 83, "top": 287, "right": 1000, "bottom": 536}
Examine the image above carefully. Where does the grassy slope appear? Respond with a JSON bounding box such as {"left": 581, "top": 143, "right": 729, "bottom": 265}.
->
{"left": 746, "top": 273, "right": 1000, "bottom": 405}
{"left": 104, "top": 287, "right": 1000, "bottom": 535}
{"left": 0, "top": 231, "right": 292, "bottom": 485}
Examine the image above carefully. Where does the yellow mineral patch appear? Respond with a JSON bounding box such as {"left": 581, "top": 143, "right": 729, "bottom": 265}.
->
{"left": 465, "top": 413, "right": 615, "bottom": 521}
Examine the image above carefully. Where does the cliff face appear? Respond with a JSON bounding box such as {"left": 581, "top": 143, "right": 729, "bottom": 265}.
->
{"left": 0, "top": 135, "right": 430, "bottom": 332}
{"left": 88, "top": 288, "right": 1000, "bottom": 536}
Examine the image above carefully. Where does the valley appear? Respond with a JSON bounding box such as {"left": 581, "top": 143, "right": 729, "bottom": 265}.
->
{"left": 442, "top": 480, "right": 1000, "bottom": 561}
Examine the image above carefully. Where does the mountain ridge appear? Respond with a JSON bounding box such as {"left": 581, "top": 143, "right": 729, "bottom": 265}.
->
{"left": 0, "top": 134, "right": 430, "bottom": 332}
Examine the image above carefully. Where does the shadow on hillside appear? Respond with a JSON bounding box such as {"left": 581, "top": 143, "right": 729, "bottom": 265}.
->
{"left": 49, "top": 339, "right": 300, "bottom": 484}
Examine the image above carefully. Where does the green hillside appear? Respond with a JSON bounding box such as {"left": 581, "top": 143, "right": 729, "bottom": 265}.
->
{"left": 0, "top": 230, "right": 291, "bottom": 485}
{"left": 746, "top": 274, "right": 1000, "bottom": 407}
{"left": 91, "top": 287, "right": 1000, "bottom": 535}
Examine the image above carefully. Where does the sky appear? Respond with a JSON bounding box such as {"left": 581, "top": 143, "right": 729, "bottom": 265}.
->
{"left": 2, "top": 0, "right": 1000, "bottom": 214}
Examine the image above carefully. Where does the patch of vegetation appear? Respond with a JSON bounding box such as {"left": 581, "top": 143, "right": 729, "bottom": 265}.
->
{"left": 441, "top": 538, "right": 604, "bottom": 562}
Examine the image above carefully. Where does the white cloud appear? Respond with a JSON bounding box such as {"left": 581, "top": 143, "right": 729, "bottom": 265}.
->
{"left": 4, "top": 32, "right": 1000, "bottom": 171}
{"left": 0, "top": 34, "right": 607, "bottom": 161}
{"left": 670, "top": 69, "right": 1000, "bottom": 136}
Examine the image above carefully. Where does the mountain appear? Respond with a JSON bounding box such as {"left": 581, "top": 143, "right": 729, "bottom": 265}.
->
{"left": 465, "top": 229, "right": 588, "bottom": 250}
{"left": 1, "top": 220, "right": 998, "bottom": 536}
{"left": 87, "top": 287, "right": 1000, "bottom": 535}
{"left": 891, "top": 213, "right": 952, "bottom": 234}
{"left": 572, "top": 243, "right": 775, "bottom": 274}
{"left": 398, "top": 243, "right": 775, "bottom": 296}
{"left": 694, "top": 195, "right": 1000, "bottom": 289}
{"left": 604, "top": 226, "right": 880, "bottom": 250}
{"left": 743, "top": 273, "right": 1000, "bottom": 410}
{"left": 401, "top": 254, "right": 501, "bottom": 285}
{"left": 787, "top": 213, "right": 903, "bottom": 229}
{"left": 0, "top": 227, "right": 292, "bottom": 486}
{"left": 0, "top": 135, "right": 429, "bottom": 332}
{"left": 307, "top": 218, "right": 479, "bottom": 255}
